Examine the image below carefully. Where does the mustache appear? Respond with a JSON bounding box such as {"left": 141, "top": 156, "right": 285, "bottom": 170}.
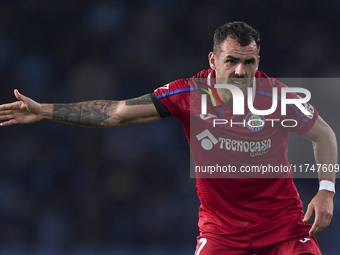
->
{"left": 216, "top": 77, "right": 250, "bottom": 84}
{"left": 229, "top": 78, "right": 247, "bottom": 81}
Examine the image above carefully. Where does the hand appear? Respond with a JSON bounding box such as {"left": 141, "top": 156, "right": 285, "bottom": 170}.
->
{"left": 0, "top": 89, "right": 43, "bottom": 126}
{"left": 302, "top": 190, "right": 334, "bottom": 236}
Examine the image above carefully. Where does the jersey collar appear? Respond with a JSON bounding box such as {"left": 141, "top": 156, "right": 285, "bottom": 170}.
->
{"left": 207, "top": 70, "right": 256, "bottom": 107}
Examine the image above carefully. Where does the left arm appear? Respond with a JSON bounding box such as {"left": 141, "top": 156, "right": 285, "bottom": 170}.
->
{"left": 301, "top": 115, "right": 337, "bottom": 236}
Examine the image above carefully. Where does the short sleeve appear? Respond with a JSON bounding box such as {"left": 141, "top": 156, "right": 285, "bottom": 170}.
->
{"left": 153, "top": 79, "right": 191, "bottom": 119}
{"left": 150, "top": 93, "right": 171, "bottom": 118}
{"left": 280, "top": 89, "right": 319, "bottom": 135}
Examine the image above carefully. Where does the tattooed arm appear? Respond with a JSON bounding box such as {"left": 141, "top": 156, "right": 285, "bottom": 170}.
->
{"left": 0, "top": 90, "right": 161, "bottom": 127}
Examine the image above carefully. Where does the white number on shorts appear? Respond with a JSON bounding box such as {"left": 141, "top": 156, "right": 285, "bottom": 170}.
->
{"left": 196, "top": 238, "right": 207, "bottom": 255}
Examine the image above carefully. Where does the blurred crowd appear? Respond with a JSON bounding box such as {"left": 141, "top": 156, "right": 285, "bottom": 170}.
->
{"left": 0, "top": 0, "right": 339, "bottom": 254}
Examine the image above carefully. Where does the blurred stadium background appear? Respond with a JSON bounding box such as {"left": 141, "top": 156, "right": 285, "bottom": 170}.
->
{"left": 0, "top": 0, "right": 339, "bottom": 254}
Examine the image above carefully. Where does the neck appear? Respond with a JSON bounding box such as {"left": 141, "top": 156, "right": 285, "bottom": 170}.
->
{"left": 216, "top": 88, "right": 249, "bottom": 106}
{"left": 216, "top": 88, "right": 233, "bottom": 105}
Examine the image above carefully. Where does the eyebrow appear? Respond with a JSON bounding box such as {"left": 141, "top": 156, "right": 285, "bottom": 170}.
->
{"left": 226, "top": 55, "right": 256, "bottom": 62}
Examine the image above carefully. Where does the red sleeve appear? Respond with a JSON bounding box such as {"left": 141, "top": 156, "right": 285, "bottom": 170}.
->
{"left": 283, "top": 92, "right": 318, "bottom": 135}
{"left": 153, "top": 78, "right": 191, "bottom": 119}
{"left": 273, "top": 79, "right": 319, "bottom": 135}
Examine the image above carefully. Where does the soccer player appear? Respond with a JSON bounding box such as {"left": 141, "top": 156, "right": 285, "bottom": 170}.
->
{"left": 0, "top": 21, "right": 336, "bottom": 255}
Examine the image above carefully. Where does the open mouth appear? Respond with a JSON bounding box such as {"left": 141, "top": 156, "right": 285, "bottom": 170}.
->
{"left": 230, "top": 78, "right": 248, "bottom": 86}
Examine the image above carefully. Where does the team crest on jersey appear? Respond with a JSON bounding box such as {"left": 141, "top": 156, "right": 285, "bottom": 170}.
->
{"left": 245, "top": 113, "right": 265, "bottom": 132}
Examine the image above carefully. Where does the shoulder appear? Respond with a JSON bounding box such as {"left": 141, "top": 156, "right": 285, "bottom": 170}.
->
{"left": 256, "top": 71, "right": 287, "bottom": 88}
{"left": 255, "top": 71, "right": 290, "bottom": 98}
{"left": 153, "top": 69, "right": 213, "bottom": 99}
{"left": 151, "top": 69, "right": 212, "bottom": 118}
{"left": 196, "top": 69, "right": 215, "bottom": 79}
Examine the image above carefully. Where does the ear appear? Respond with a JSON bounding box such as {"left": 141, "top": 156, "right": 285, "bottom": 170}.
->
{"left": 208, "top": 52, "right": 216, "bottom": 70}
{"left": 256, "top": 55, "right": 260, "bottom": 70}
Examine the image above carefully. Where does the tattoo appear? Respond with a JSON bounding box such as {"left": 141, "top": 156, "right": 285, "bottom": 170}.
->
{"left": 125, "top": 94, "right": 152, "bottom": 106}
{"left": 52, "top": 100, "right": 118, "bottom": 127}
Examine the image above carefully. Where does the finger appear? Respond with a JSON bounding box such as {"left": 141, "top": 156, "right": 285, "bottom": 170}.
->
{"left": 316, "top": 212, "right": 332, "bottom": 231}
{"left": 0, "top": 110, "right": 13, "bottom": 116}
{"left": 309, "top": 209, "right": 323, "bottom": 236}
{"left": 0, "top": 119, "right": 19, "bottom": 126}
{"left": 0, "top": 114, "right": 14, "bottom": 120}
{"left": 14, "top": 89, "right": 31, "bottom": 105}
{"left": 309, "top": 222, "right": 318, "bottom": 236}
{"left": 309, "top": 225, "right": 323, "bottom": 236}
{"left": 0, "top": 101, "right": 21, "bottom": 111}
{"left": 303, "top": 204, "right": 313, "bottom": 222}
{"left": 14, "top": 89, "right": 26, "bottom": 102}
{"left": 0, "top": 102, "right": 15, "bottom": 110}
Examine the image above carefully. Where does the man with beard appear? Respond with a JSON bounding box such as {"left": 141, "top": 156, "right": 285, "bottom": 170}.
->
{"left": 0, "top": 21, "right": 336, "bottom": 255}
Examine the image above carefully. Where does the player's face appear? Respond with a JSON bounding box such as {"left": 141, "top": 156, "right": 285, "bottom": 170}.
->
{"left": 209, "top": 37, "right": 260, "bottom": 94}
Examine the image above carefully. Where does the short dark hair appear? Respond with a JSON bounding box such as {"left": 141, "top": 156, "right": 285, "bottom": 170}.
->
{"left": 213, "top": 21, "right": 261, "bottom": 54}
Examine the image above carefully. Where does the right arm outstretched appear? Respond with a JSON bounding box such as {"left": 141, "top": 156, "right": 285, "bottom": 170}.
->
{"left": 0, "top": 90, "right": 162, "bottom": 128}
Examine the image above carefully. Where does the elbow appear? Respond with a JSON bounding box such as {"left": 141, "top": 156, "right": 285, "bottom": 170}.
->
{"left": 107, "top": 117, "right": 124, "bottom": 128}
{"left": 107, "top": 120, "right": 121, "bottom": 128}
{"left": 312, "top": 125, "right": 337, "bottom": 150}
{"left": 330, "top": 127, "right": 337, "bottom": 142}
{"left": 323, "top": 124, "right": 337, "bottom": 144}
{"left": 111, "top": 122, "right": 122, "bottom": 128}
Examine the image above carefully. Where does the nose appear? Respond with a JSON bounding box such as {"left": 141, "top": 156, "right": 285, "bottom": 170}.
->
{"left": 235, "top": 64, "right": 245, "bottom": 77}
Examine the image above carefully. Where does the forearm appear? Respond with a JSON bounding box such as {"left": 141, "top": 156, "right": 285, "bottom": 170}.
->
{"left": 41, "top": 100, "right": 120, "bottom": 127}
{"left": 301, "top": 118, "right": 336, "bottom": 236}
{"left": 304, "top": 133, "right": 335, "bottom": 236}
{"left": 303, "top": 117, "right": 338, "bottom": 183}
{"left": 312, "top": 131, "right": 337, "bottom": 183}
